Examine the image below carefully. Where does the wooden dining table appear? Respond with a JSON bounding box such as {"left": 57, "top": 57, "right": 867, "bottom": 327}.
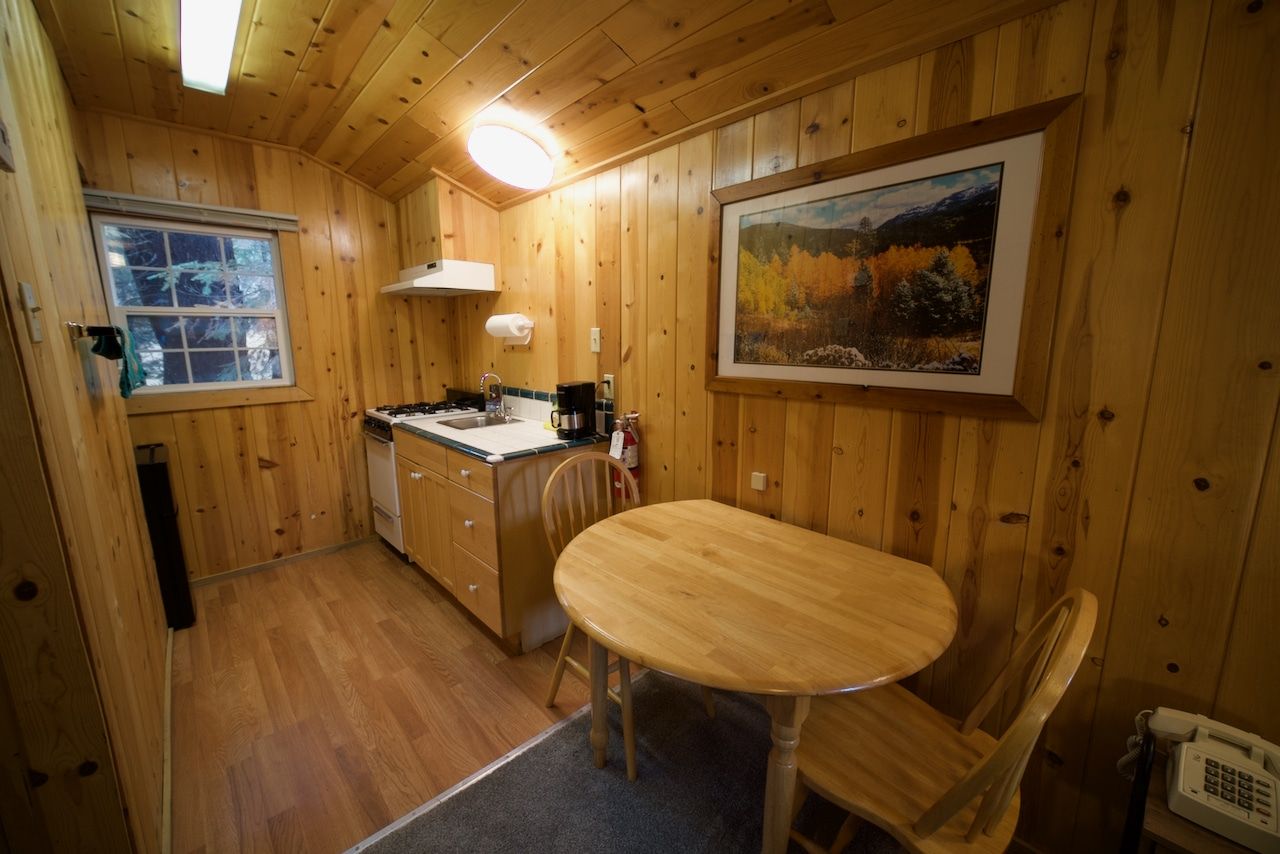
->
{"left": 553, "top": 499, "right": 958, "bottom": 854}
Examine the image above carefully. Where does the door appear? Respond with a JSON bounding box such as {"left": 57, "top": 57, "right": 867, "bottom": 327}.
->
{"left": 365, "top": 433, "right": 399, "bottom": 515}
{"left": 396, "top": 457, "right": 426, "bottom": 567}
{"left": 424, "top": 469, "right": 455, "bottom": 591}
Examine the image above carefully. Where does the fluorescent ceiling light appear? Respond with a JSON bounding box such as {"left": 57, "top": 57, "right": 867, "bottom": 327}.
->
{"left": 467, "top": 124, "right": 555, "bottom": 190}
{"left": 180, "top": 0, "right": 243, "bottom": 95}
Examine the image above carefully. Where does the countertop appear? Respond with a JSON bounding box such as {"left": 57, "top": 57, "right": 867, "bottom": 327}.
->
{"left": 393, "top": 414, "right": 604, "bottom": 463}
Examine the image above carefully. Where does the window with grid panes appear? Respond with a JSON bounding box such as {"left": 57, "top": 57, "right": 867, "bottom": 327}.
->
{"left": 92, "top": 215, "right": 293, "bottom": 392}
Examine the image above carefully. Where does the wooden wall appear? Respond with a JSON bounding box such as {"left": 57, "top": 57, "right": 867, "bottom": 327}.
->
{"left": 447, "top": 0, "right": 1280, "bottom": 848}
{"left": 73, "top": 112, "right": 458, "bottom": 580}
{"left": 0, "top": 0, "right": 167, "bottom": 848}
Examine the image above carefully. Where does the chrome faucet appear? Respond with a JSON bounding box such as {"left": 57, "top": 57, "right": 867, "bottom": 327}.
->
{"left": 479, "top": 371, "right": 506, "bottom": 417}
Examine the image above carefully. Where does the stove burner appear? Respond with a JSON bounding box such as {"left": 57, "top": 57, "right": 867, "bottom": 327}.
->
{"left": 374, "top": 399, "right": 478, "bottom": 418}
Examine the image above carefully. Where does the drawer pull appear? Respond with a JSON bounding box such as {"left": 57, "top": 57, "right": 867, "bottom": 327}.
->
{"left": 410, "top": 471, "right": 423, "bottom": 480}
{"left": 459, "top": 468, "right": 471, "bottom": 478}
{"left": 467, "top": 583, "right": 478, "bottom": 593}
{"left": 464, "top": 519, "right": 475, "bottom": 528}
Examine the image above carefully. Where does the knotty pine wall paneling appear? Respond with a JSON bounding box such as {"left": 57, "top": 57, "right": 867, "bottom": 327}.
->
{"left": 0, "top": 0, "right": 167, "bottom": 848}
{"left": 1071, "top": 0, "right": 1280, "bottom": 843}
{"left": 444, "top": 0, "right": 1279, "bottom": 848}
{"left": 74, "top": 112, "right": 457, "bottom": 580}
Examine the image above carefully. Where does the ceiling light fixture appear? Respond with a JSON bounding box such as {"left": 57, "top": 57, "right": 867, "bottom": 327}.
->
{"left": 180, "top": 0, "right": 244, "bottom": 95}
{"left": 467, "top": 124, "right": 555, "bottom": 190}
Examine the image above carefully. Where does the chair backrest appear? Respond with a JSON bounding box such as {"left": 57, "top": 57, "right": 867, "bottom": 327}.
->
{"left": 913, "top": 588, "right": 1098, "bottom": 842}
{"left": 541, "top": 452, "right": 641, "bottom": 558}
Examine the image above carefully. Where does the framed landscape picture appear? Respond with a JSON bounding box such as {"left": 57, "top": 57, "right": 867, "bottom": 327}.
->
{"left": 707, "top": 97, "right": 1082, "bottom": 420}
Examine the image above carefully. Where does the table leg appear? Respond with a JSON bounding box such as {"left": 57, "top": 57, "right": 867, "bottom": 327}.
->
{"left": 588, "top": 638, "right": 609, "bottom": 769}
{"left": 762, "top": 694, "right": 811, "bottom": 854}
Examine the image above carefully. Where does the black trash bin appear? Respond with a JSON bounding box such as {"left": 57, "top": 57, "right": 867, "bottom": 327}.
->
{"left": 134, "top": 443, "right": 195, "bottom": 630}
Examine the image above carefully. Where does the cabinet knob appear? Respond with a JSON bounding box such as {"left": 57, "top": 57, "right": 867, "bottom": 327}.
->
{"left": 467, "top": 583, "right": 478, "bottom": 593}
{"left": 459, "top": 468, "right": 471, "bottom": 478}
{"left": 464, "top": 519, "right": 475, "bottom": 528}
{"left": 411, "top": 472, "right": 423, "bottom": 480}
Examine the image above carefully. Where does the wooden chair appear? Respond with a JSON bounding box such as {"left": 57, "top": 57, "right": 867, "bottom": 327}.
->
{"left": 789, "top": 589, "right": 1098, "bottom": 854}
{"left": 541, "top": 451, "right": 714, "bottom": 781}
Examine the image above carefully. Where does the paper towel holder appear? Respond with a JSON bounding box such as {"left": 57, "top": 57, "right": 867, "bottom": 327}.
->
{"left": 486, "top": 313, "right": 535, "bottom": 346}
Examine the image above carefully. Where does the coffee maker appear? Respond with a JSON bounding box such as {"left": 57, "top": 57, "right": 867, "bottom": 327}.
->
{"left": 552, "top": 381, "right": 596, "bottom": 439}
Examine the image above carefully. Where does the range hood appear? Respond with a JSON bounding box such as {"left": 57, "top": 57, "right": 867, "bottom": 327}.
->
{"left": 380, "top": 259, "right": 496, "bottom": 296}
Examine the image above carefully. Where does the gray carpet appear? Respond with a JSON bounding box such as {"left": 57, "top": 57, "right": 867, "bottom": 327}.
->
{"left": 350, "top": 672, "right": 897, "bottom": 853}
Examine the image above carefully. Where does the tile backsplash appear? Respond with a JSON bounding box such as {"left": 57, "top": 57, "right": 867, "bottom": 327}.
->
{"left": 500, "top": 386, "right": 614, "bottom": 433}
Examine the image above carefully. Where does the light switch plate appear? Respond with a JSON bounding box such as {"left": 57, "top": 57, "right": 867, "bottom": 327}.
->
{"left": 750, "top": 471, "right": 767, "bottom": 491}
{"left": 19, "top": 281, "right": 43, "bottom": 342}
{"left": 589, "top": 327, "right": 601, "bottom": 353}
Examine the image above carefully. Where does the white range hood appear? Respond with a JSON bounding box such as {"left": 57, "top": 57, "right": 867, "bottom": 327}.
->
{"left": 381, "top": 259, "right": 496, "bottom": 296}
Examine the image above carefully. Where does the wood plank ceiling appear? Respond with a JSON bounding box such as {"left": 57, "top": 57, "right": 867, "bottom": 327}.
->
{"left": 33, "top": 0, "right": 1055, "bottom": 205}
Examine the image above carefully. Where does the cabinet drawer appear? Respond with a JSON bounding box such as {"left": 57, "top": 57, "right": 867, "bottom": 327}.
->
{"left": 446, "top": 450, "right": 494, "bottom": 499}
{"left": 449, "top": 482, "right": 498, "bottom": 566}
{"left": 394, "top": 428, "right": 446, "bottom": 474}
{"left": 452, "top": 544, "right": 503, "bottom": 635}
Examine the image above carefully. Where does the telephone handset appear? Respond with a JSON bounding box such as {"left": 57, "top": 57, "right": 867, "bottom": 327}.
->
{"left": 1146, "top": 707, "right": 1280, "bottom": 852}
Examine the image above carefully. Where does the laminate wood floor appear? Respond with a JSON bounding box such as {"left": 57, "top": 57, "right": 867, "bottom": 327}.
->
{"left": 171, "top": 540, "right": 590, "bottom": 853}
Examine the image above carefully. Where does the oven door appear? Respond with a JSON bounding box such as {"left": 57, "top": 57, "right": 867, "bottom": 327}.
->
{"left": 365, "top": 432, "right": 404, "bottom": 552}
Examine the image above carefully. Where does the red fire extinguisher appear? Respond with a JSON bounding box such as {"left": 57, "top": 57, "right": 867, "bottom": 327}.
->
{"left": 610, "top": 411, "right": 641, "bottom": 500}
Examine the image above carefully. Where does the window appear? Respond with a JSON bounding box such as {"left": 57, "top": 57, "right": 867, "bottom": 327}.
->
{"left": 92, "top": 215, "right": 293, "bottom": 392}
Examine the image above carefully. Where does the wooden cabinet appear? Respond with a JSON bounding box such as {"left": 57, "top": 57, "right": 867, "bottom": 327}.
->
{"left": 398, "top": 174, "right": 500, "bottom": 269}
{"left": 394, "top": 426, "right": 604, "bottom": 651}
{"left": 396, "top": 456, "right": 454, "bottom": 592}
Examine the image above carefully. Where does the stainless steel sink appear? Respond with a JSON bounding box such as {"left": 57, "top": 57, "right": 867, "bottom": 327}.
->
{"left": 437, "top": 413, "right": 520, "bottom": 430}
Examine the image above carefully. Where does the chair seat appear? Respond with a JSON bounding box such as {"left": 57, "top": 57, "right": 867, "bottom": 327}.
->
{"left": 796, "top": 685, "right": 1019, "bottom": 854}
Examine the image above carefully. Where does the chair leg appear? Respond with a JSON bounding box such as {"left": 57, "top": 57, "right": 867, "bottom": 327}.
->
{"left": 828, "top": 813, "right": 863, "bottom": 854}
{"left": 619, "top": 657, "right": 637, "bottom": 781}
{"left": 701, "top": 685, "right": 716, "bottom": 719}
{"left": 544, "top": 624, "right": 575, "bottom": 708}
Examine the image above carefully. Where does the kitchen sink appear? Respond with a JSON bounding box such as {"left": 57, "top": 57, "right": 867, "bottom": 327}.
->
{"left": 437, "top": 413, "right": 522, "bottom": 430}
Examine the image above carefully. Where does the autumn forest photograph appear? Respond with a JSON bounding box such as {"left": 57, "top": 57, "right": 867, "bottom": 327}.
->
{"left": 732, "top": 163, "right": 1005, "bottom": 374}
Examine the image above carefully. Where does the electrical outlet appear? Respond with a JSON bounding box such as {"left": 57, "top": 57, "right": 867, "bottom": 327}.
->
{"left": 750, "top": 471, "right": 767, "bottom": 491}
{"left": 602, "top": 373, "right": 614, "bottom": 400}
{"left": 589, "top": 327, "right": 601, "bottom": 353}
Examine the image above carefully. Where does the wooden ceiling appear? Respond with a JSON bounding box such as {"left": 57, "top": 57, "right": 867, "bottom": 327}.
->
{"left": 33, "top": 0, "right": 1053, "bottom": 205}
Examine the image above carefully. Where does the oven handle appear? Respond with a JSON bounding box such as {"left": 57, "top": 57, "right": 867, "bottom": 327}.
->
{"left": 365, "top": 432, "right": 392, "bottom": 445}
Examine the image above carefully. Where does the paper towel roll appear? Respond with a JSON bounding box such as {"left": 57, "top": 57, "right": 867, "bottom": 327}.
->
{"left": 485, "top": 313, "right": 534, "bottom": 344}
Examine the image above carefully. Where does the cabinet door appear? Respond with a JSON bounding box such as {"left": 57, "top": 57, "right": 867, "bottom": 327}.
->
{"left": 424, "top": 470, "right": 455, "bottom": 591}
{"left": 395, "top": 457, "right": 427, "bottom": 569}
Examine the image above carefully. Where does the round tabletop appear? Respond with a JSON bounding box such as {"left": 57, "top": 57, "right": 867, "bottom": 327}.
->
{"left": 554, "top": 499, "right": 958, "bottom": 696}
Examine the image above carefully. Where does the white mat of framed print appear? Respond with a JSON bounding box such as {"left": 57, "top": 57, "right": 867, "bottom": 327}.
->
{"left": 717, "top": 131, "right": 1044, "bottom": 396}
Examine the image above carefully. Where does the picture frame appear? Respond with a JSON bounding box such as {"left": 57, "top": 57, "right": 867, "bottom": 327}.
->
{"left": 706, "top": 96, "right": 1082, "bottom": 421}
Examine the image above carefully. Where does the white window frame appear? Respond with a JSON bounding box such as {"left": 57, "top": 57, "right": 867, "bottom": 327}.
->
{"left": 90, "top": 213, "right": 295, "bottom": 394}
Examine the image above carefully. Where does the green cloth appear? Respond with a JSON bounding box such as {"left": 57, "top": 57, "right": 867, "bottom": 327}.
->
{"left": 90, "top": 325, "right": 146, "bottom": 398}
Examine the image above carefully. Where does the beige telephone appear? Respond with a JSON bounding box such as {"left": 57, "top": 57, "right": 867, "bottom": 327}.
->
{"left": 1147, "top": 708, "right": 1280, "bottom": 853}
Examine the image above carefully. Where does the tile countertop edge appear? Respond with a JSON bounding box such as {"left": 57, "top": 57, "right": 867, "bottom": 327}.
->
{"left": 393, "top": 422, "right": 606, "bottom": 463}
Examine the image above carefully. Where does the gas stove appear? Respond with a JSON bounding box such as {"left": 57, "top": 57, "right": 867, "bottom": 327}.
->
{"left": 367, "top": 400, "right": 477, "bottom": 421}
{"left": 363, "top": 390, "right": 484, "bottom": 441}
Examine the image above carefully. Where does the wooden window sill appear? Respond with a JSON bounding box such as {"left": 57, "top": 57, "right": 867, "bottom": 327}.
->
{"left": 124, "top": 385, "right": 314, "bottom": 415}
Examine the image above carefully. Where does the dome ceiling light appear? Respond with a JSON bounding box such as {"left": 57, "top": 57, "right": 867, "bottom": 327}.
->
{"left": 467, "top": 123, "right": 555, "bottom": 190}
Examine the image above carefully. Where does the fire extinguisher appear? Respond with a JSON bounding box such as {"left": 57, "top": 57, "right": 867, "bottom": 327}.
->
{"left": 610, "top": 411, "right": 641, "bottom": 500}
